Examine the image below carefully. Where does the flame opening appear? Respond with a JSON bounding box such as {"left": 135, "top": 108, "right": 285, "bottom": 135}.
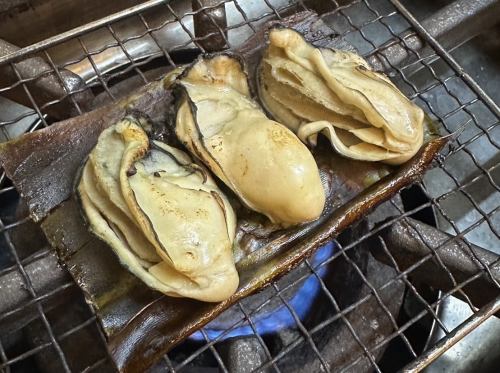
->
{"left": 190, "top": 242, "right": 336, "bottom": 341}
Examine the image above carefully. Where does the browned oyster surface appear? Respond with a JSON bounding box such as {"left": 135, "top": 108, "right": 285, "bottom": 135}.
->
{"left": 77, "top": 116, "right": 238, "bottom": 302}
{"left": 259, "top": 28, "right": 424, "bottom": 165}
{"left": 174, "top": 54, "right": 326, "bottom": 226}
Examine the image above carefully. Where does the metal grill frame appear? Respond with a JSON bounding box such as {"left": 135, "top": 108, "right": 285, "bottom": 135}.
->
{"left": 0, "top": 0, "right": 499, "bottom": 372}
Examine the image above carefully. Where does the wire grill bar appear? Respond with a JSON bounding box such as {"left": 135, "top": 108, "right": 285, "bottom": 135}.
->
{"left": 0, "top": 218, "right": 71, "bottom": 373}
{"left": 0, "top": 0, "right": 168, "bottom": 66}
{"left": 402, "top": 295, "right": 500, "bottom": 373}
{"left": 389, "top": 0, "right": 500, "bottom": 118}
{"left": 0, "top": 0, "right": 499, "bottom": 372}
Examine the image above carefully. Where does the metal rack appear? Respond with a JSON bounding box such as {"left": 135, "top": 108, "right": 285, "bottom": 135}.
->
{"left": 0, "top": 0, "right": 499, "bottom": 372}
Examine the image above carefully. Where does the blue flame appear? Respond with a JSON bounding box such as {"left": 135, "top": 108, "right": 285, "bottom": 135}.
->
{"left": 190, "top": 242, "right": 335, "bottom": 341}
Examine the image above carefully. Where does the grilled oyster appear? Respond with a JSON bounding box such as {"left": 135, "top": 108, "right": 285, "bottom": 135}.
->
{"left": 78, "top": 116, "right": 238, "bottom": 302}
{"left": 174, "top": 54, "right": 326, "bottom": 226}
{"left": 259, "top": 28, "right": 424, "bottom": 165}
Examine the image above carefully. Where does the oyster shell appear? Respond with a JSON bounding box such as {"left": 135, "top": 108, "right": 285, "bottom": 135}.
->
{"left": 78, "top": 116, "right": 238, "bottom": 302}
{"left": 174, "top": 54, "right": 326, "bottom": 226}
{"left": 259, "top": 28, "right": 424, "bottom": 165}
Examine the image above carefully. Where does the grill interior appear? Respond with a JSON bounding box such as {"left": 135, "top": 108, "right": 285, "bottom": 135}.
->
{"left": 0, "top": 0, "right": 499, "bottom": 372}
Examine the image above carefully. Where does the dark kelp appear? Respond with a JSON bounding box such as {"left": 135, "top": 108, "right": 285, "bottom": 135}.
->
{"left": 0, "top": 11, "right": 448, "bottom": 373}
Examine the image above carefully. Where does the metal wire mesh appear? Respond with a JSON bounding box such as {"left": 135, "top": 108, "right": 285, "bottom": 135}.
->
{"left": 0, "top": 0, "right": 499, "bottom": 372}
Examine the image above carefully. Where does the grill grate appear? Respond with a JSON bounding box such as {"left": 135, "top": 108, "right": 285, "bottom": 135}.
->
{"left": 1, "top": 0, "right": 499, "bottom": 372}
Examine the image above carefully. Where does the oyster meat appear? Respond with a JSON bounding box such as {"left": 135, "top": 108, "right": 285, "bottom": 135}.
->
{"left": 174, "top": 54, "right": 326, "bottom": 226}
{"left": 259, "top": 28, "right": 424, "bottom": 165}
{"left": 78, "top": 116, "right": 238, "bottom": 302}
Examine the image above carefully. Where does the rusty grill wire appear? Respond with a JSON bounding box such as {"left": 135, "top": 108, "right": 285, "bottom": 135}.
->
{"left": 0, "top": 0, "right": 499, "bottom": 372}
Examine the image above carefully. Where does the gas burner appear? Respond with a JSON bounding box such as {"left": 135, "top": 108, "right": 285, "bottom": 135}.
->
{"left": 158, "top": 224, "right": 424, "bottom": 373}
{"left": 190, "top": 243, "right": 336, "bottom": 342}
